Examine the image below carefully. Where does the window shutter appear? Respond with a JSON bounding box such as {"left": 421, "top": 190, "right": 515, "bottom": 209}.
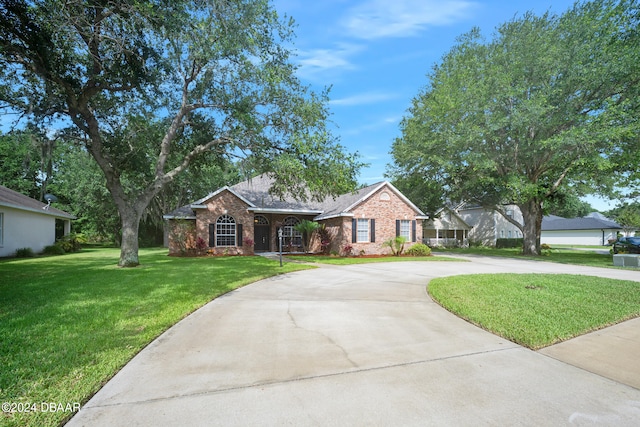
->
{"left": 352, "top": 218, "right": 357, "bottom": 243}
{"left": 209, "top": 224, "right": 215, "bottom": 247}
{"left": 237, "top": 224, "right": 243, "bottom": 246}
{"left": 412, "top": 220, "right": 417, "bottom": 242}
{"left": 370, "top": 219, "right": 375, "bottom": 243}
{"left": 395, "top": 220, "right": 400, "bottom": 237}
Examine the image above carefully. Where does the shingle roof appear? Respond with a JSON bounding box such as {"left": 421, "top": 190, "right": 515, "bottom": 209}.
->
{"left": 542, "top": 214, "right": 621, "bottom": 231}
{"left": 231, "top": 174, "right": 324, "bottom": 212}
{"left": 0, "top": 185, "right": 75, "bottom": 219}
{"left": 163, "top": 175, "right": 426, "bottom": 220}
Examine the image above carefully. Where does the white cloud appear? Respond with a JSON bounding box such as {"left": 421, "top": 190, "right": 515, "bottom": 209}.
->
{"left": 330, "top": 91, "right": 398, "bottom": 106}
{"left": 296, "top": 43, "right": 363, "bottom": 80}
{"left": 343, "top": 0, "right": 477, "bottom": 39}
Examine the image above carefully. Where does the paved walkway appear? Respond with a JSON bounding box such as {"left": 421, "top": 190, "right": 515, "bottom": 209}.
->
{"left": 67, "top": 256, "right": 640, "bottom": 426}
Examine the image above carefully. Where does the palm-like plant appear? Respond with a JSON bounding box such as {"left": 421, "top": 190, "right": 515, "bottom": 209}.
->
{"left": 294, "top": 220, "right": 320, "bottom": 253}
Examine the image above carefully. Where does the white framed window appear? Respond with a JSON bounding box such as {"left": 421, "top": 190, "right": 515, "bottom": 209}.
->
{"left": 216, "top": 214, "right": 236, "bottom": 247}
{"left": 282, "top": 216, "right": 302, "bottom": 247}
{"left": 356, "top": 218, "right": 369, "bottom": 242}
{"left": 399, "top": 220, "right": 411, "bottom": 240}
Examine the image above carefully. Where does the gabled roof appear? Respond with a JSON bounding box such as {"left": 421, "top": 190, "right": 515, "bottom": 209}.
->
{"left": 542, "top": 214, "right": 622, "bottom": 231}
{"left": 0, "top": 185, "right": 75, "bottom": 219}
{"left": 163, "top": 175, "right": 427, "bottom": 220}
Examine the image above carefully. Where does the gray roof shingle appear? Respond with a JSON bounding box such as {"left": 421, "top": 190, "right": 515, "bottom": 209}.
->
{"left": 164, "top": 175, "right": 426, "bottom": 220}
{"left": 542, "top": 214, "right": 621, "bottom": 231}
{"left": 0, "top": 185, "right": 75, "bottom": 219}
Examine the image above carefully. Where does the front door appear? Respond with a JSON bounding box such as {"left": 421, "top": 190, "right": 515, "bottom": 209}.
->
{"left": 254, "top": 225, "right": 270, "bottom": 251}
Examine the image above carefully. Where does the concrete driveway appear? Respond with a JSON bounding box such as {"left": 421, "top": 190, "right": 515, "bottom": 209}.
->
{"left": 67, "top": 256, "right": 640, "bottom": 426}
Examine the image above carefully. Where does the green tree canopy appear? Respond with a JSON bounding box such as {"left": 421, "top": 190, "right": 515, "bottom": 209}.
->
{"left": 388, "top": 0, "right": 640, "bottom": 255}
{"left": 0, "top": 0, "right": 363, "bottom": 266}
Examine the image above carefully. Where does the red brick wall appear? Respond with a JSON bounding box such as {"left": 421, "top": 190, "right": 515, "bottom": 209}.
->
{"left": 343, "top": 185, "right": 423, "bottom": 255}
{"left": 194, "top": 190, "right": 254, "bottom": 255}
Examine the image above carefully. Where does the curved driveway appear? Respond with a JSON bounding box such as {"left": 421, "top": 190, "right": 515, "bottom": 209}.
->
{"left": 68, "top": 256, "right": 640, "bottom": 426}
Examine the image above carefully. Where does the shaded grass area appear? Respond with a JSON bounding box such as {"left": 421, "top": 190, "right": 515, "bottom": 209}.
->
{"left": 436, "top": 247, "right": 618, "bottom": 269}
{"left": 0, "top": 248, "right": 312, "bottom": 427}
{"left": 428, "top": 273, "right": 640, "bottom": 349}
{"left": 285, "top": 255, "right": 462, "bottom": 265}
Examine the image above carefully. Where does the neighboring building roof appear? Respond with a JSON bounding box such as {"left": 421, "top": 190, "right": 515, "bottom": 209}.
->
{"left": 0, "top": 185, "right": 75, "bottom": 219}
{"left": 542, "top": 213, "right": 622, "bottom": 231}
{"left": 163, "top": 175, "right": 427, "bottom": 220}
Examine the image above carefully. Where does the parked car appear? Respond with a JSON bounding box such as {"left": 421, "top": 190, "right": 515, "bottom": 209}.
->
{"left": 612, "top": 236, "right": 640, "bottom": 254}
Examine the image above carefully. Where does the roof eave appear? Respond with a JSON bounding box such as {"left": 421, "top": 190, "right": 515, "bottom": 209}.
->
{"left": 0, "top": 201, "right": 75, "bottom": 219}
{"left": 248, "top": 207, "right": 324, "bottom": 216}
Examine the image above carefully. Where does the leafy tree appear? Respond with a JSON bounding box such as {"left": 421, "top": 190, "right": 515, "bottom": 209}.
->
{"left": 607, "top": 202, "right": 640, "bottom": 236}
{"left": 388, "top": 0, "right": 640, "bottom": 255}
{"left": 0, "top": 0, "right": 362, "bottom": 266}
{"left": 0, "top": 129, "right": 54, "bottom": 200}
{"left": 545, "top": 191, "right": 594, "bottom": 218}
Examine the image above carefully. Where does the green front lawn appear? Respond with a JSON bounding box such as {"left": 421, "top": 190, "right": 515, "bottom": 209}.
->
{"left": 429, "top": 273, "right": 640, "bottom": 349}
{"left": 436, "top": 247, "right": 617, "bottom": 268}
{"left": 0, "top": 248, "right": 312, "bottom": 427}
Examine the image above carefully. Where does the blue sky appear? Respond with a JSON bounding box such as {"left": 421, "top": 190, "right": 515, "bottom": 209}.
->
{"left": 273, "top": 0, "right": 616, "bottom": 211}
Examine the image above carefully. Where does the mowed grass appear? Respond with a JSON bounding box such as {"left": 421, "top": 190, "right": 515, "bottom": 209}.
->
{"left": 435, "top": 247, "right": 616, "bottom": 268}
{"left": 428, "top": 273, "right": 640, "bottom": 349}
{"left": 0, "top": 248, "right": 313, "bottom": 427}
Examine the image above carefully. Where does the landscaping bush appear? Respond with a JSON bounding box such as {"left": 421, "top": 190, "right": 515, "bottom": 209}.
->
{"left": 43, "top": 244, "right": 66, "bottom": 255}
{"left": 56, "top": 233, "right": 86, "bottom": 253}
{"left": 406, "top": 243, "right": 431, "bottom": 256}
{"left": 382, "top": 236, "right": 407, "bottom": 256}
{"left": 495, "top": 238, "right": 523, "bottom": 249}
{"left": 15, "top": 247, "right": 35, "bottom": 258}
{"left": 541, "top": 243, "right": 551, "bottom": 250}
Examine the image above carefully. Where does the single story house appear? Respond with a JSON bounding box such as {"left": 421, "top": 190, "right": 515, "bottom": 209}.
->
{"left": 422, "top": 207, "right": 471, "bottom": 247}
{"left": 457, "top": 204, "right": 622, "bottom": 246}
{"left": 540, "top": 213, "right": 622, "bottom": 246}
{"left": 0, "top": 185, "right": 75, "bottom": 257}
{"left": 163, "top": 174, "right": 428, "bottom": 255}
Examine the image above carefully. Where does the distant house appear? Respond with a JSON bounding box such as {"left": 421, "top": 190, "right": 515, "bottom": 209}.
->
{"left": 422, "top": 207, "right": 471, "bottom": 247}
{"left": 457, "top": 204, "right": 622, "bottom": 246}
{"left": 163, "top": 174, "right": 428, "bottom": 256}
{"left": 541, "top": 212, "right": 622, "bottom": 246}
{"left": 0, "top": 185, "right": 75, "bottom": 257}
{"left": 457, "top": 204, "right": 524, "bottom": 246}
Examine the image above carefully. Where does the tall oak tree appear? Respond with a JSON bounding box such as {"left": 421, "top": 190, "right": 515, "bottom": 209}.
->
{"left": 389, "top": 0, "right": 639, "bottom": 255}
{"left": 0, "top": 0, "right": 362, "bottom": 266}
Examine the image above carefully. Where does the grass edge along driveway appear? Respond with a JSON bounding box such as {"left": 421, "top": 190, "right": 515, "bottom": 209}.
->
{"left": 0, "top": 248, "right": 313, "bottom": 427}
{"left": 428, "top": 273, "right": 640, "bottom": 350}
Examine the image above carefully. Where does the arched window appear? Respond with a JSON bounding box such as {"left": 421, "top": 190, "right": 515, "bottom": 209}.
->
{"left": 254, "top": 215, "right": 269, "bottom": 226}
{"left": 282, "top": 216, "right": 302, "bottom": 248}
{"left": 216, "top": 214, "right": 236, "bottom": 247}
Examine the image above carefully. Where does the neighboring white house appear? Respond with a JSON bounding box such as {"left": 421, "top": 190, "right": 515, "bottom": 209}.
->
{"left": 0, "top": 185, "right": 75, "bottom": 257}
{"left": 541, "top": 212, "right": 622, "bottom": 246}
{"left": 423, "top": 207, "right": 471, "bottom": 246}
{"left": 457, "top": 204, "right": 523, "bottom": 246}
{"left": 456, "top": 205, "right": 622, "bottom": 246}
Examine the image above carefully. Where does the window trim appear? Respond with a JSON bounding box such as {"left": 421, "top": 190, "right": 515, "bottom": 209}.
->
{"left": 399, "top": 219, "right": 411, "bottom": 240}
{"left": 215, "top": 214, "right": 236, "bottom": 247}
{"left": 356, "top": 218, "right": 369, "bottom": 242}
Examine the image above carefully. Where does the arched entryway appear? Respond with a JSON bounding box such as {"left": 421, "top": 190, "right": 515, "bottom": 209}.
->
{"left": 253, "top": 215, "right": 270, "bottom": 251}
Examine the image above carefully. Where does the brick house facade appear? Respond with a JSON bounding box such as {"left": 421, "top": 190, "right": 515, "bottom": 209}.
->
{"left": 164, "top": 175, "right": 427, "bottom": 256}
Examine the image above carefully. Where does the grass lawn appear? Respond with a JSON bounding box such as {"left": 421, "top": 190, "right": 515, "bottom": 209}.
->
{"left": 428, "top": 273, "right": 640, "bottom": 349}
{"left": 0, "top": 247, "right": 313, "bottom": 427}
{"left": 436, "top": 247, "right": 619, "bottom": 269}
{"left": 285, "top": 254, "right": 462, "bottom": 265}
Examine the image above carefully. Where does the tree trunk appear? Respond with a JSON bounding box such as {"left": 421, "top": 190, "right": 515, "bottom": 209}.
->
{"left": 119, "top": 209, "right": 142, "bottom": 267}
{"left": 519, "top": 199, "right": 543, "bottom": 256}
